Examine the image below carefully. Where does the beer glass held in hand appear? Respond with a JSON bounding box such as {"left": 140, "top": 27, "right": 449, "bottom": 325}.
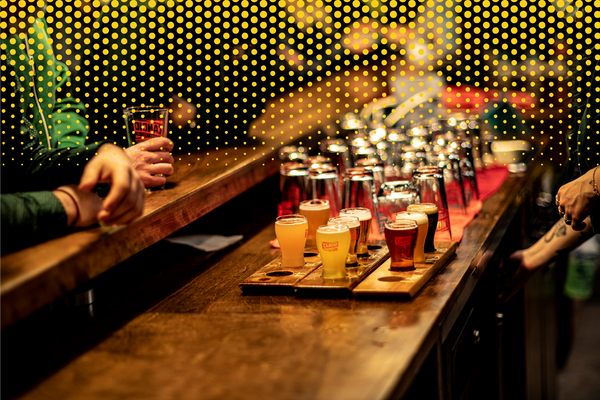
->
{"left": 316, "top": 224, "right": 350, "bottom": 279}
{"left": 385, "top": 220, "right": 418, "bottom": 271}
{"left": 339, "top": 207, "right": 372, "bottom": 258}
{"left": 328, "top": 216, "right": 360, "bottom": 266}
{"left": 124, "top": 106, "right": 169, "bottom": 190}
{"left": 396, "top": 211, "right": 428, "bottom": 262}
{"left": 275, "top": 214, "right": 308, "bottom": 268}
{"left": 407, "top": 203, "right": 439, "bottom": 253}
{"left": 299, "top": 199, "right": 330, "bottom": 248}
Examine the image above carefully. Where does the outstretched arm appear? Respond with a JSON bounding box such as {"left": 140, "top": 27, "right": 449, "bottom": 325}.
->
{"left": 500, "top": 217, "right": 595, "bottom": 302}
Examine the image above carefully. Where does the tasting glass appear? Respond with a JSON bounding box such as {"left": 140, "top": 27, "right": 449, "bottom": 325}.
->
{"left": 124, "top": 106, "right": 169, "bottom": 190}
{"left": 412, "top": 169, "right": 452, "bottom": 243}
{"left": 339, "top": 207, "right": 372, "bottom": 258}
{"left": 328, "top": 216, "right": 361, "bottom": 266}
{"left": 275, "top": 214, "right": 308, "bottom": 268}
{"left": 299, "top": 199, "right": 331, "bottom": 248}
{"left": 384, "top": 220, "right": 418, "bottom": 271}
{"left": 316, "top": 224, "right": 350, "bottom": 279}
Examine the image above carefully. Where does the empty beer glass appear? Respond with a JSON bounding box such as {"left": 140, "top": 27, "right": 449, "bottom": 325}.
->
{"left": 275, "top": 215, "right": 308, "bottom": 268}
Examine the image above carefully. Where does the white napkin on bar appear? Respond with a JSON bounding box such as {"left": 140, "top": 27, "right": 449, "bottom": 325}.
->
{"left": 165, "top": 234, "right": 243, "bottom": 252}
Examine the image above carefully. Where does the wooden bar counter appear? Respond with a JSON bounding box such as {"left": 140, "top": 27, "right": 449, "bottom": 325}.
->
{"left": 2, "top": 143, "right": 553, "bottom": 399}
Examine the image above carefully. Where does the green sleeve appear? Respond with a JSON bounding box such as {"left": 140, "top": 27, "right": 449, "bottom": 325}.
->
{"left": 1, "top": 192, "right": 68, "bottom": 254}
{"left": 50, "top": 60, "right": 90, "bottom": 149}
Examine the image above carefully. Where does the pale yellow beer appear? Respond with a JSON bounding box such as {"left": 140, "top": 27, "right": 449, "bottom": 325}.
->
{"left": 407, "top": 203, "right": 438, "bottom": 253}
{"left": 299, "top": 199, "right": 330, "bottom": 247}
{"left": 328, "top": 216, "right": 360, "bottom": 266}
{"left": 275, "top": 214, "right": 308, "bottom": 267}
{"left": 316, "top": 224, "right": 350, "bottom": 279}
{"left": 339, "top": 208, "right": 372, "bottom": 257}
{"left": 396, "top": 211, "right": 428, "bottom": 262}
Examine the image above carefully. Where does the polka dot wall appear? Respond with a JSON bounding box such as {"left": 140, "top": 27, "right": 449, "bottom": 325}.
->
{"left": 1, "top": 0, "right": 598, "bottom": 168}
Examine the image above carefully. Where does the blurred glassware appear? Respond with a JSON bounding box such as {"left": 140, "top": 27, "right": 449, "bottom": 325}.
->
{"left": 412, "top": 167, "right": 452, "bottom": 242}
{"left": 348, "top": 137, "right": 377, "bottom": 164}
{"left": 399, "top": 145, "right": 428, "bottom": 180}
{"left": 308, "top": 165, "right": 342, "bottom": 218}
{"left": 304, "top": 155, "right": 334, "bottom": 172}
{"left": 279, "top": 162, "right": 309, "bottom": 216}
{"left": 279, "top": 146, "right": 307, "bottom": 163}
{"left": 320, "top": 139, "right": 352, "bottom": 176}
{"left": 339, "top": 112, "right": 367, "bottom": 137}
{"left": 377, "top": 181, "right": 420, "bottom": 226}
{"left": 355, "top": 157, "right": 386, "bottom": 196}
{"left": 342, "top": 167, "right": 383, "bottom": 239}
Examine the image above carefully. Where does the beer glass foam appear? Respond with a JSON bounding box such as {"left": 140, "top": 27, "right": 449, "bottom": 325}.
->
{"left": 316, "top": 224, "right": 350, "bottom": 279}
{"left": 384, "top": 220, "right": 418, "bottom": 271}
{"left": 328, "top": 216, "right": 360, "bottom": 266}
{"left": 299, "top": 199, "right": 330, "bottom": 248}
{"left": 396, "top": 211, "right": 428, "bottom": 262}
{"left": 339, "top": 208, "right": 372, "bottom": 258}
{"left": 407, "top": 203, "right": 438, "bottom": 253}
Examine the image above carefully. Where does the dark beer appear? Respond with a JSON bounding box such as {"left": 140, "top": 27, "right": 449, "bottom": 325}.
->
{"left": 407, "top": 203, "right": 438, "bottom": 253}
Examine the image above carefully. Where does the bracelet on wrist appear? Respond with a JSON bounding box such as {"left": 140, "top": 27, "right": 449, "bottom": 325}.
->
{"left": 54, "top": 188, "right": 80, "bottom": 228}
{"left": 592, "top": 166, "right": 600, "bottom": 198}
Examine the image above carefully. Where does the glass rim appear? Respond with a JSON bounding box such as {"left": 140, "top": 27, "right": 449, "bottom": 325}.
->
{"left": 339, "top": 207, "right": 371, "bottom": 214}
{"left": 317, "top": 223, "right": 349, "bottom": 232}
{"left": 386, "top": 219, "right": 418, "bottom": 228}
{"left": 299, "top": 199, "right": 330, "bottom": 206}
{"left": 124, "top": 106, "right": 169, "bottom": 113}
{"left": 276, "top": 214, "right": 307, "bottom": 221}
{"left": 396, "top": 210, "right": 428, "bottom": 217}
{"left": 407, "top": 203, "right": 438, "bottom": 209}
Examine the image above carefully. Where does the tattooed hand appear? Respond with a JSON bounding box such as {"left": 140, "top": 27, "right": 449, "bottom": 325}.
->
{"left": 556, "top": 167, "right": 600, "bottom": 231}
{"left": 499, "top": 217, "right": 594, "bottom": 302}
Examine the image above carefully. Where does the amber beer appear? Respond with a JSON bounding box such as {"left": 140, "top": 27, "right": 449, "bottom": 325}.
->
{"left": 299, "top": 199, "right": 330, "bottom": 248}
{"left": 316, "top": 224, "right": 350, "bottom": 279}
{"left": 328, "top": 216, "right": 360, "bottom": 266}
{"left": 384, "top": 220, "right": 418, "bottom": 271}
{"left": 407, "top": 203, "right": 438, "bottom": 253}
{"left": 396, "top": 211, "right": 428, "bottom": 262}
{"left": 339, "top": 208, "right": 371, "bottom": 258}
{"left": 275, "top": 214, "right": 308, "bottom": 267}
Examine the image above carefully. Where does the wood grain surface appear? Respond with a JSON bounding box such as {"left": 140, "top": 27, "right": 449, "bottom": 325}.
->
{"left": 293, "top": 241, "right": 389, "bottom": 296}
{"left": 353, "top": 241, "right": 458, "bottom": 299}
{"left": 2, "top": 157, "right": 548, "bottom": 400}
{"left": 1, "top": 146, "right": 280, "bottom": 329}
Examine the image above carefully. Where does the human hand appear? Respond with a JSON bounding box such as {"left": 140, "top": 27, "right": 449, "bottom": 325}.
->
{"left": 498, "top": 249, "right": 539, "bottom": 303}
{"left": 556, "top": 167, "right": 600, "bottom": 231}
{"left": 124, "top": 137, "right": 175, "bottom": 188}
{"left": 53, "top": 184, "right": 104, "bottom": 228}
{"left": 78, "top": 143, "right": 146, "bottom": 225}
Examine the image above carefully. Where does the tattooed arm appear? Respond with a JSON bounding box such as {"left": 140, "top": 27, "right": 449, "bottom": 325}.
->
{"left": 500, "top": 217, "right": 594, "bottom": 302}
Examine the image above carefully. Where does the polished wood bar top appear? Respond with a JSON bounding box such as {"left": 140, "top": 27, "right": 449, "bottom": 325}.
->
{"left": 8, "top": 160, "right": 547, "bottom": 400}
{"left": 0, "top": 147, "right": 280, "bottom": 329}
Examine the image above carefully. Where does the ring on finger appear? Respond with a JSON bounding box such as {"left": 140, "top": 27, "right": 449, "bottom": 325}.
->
{"left": 555, "top": 195, "right": 560, "bottom": 205}
{"left": 558, "top": 206, "right": 564, "bottom": 216}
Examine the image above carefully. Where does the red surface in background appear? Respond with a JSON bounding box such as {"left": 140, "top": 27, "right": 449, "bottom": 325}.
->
{"left": 448, "top": 166, "right": 510, "bottom": 242}
{"left": 440, "top": 86, "right": 535, "bottom": 112}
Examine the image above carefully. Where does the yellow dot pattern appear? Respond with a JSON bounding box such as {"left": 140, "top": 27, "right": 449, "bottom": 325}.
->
{"left": 0, "top": 0, "right": 598, "bottom": 169}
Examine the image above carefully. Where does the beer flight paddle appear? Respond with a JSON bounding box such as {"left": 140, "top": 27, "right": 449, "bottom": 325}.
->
{"left": 352, "top": 241, "right": 458, "bottom": 299}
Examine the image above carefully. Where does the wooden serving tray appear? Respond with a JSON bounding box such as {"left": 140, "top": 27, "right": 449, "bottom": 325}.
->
{"left": 293, "top": 241, "right": 389, "bottom": 297}
{"left": 239, "top": 251, "right": 322, "bottom": 294}
{"left": 353, "top": 241, "right": 458, "bottom": 299}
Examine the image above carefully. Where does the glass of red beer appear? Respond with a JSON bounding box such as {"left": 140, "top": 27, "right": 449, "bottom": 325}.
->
{"left": 384, "top": 220, "right": 418, "bottom": 271}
